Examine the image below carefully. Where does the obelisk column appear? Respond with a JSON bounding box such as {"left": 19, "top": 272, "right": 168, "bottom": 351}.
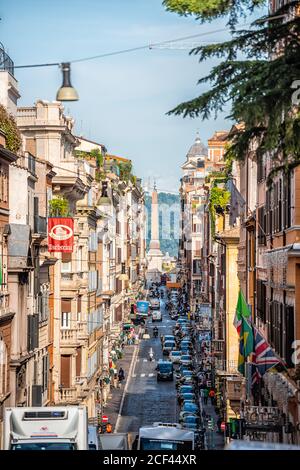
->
{"left": 150, "top": 185, "right": 160, "bottom": 249}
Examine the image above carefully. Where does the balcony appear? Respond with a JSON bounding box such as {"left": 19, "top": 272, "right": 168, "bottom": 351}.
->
{"left": 60, "top": 328, "right": 78, "bottom": 344}
{"left": 212, "top": 339, "right": 224, "bottom": 354}
{"left": 61, "top": 272, "right": 88, "bottom": 290}
{"left": 226, "top": 378, "right": 245, "bottom": 401}
{"left": 59, "top": 387, "right": 78, "bottom": 402}
{"left": 77, "top": 321, "right": 88, "bottom": 339}
{"left": 215, "top": 359, "right": 238, "bottom": 374}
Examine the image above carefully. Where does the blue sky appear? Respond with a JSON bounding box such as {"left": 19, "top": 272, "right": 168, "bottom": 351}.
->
{"left": 1, "top": 0, "right": 264, "bottom": 191}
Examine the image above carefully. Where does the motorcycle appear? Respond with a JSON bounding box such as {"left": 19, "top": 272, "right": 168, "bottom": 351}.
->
{"left": 149, "top": 348, "right": 154, "bottom": 361}
{"left": 153, "top": 328, "right": 158, "bottom": 338}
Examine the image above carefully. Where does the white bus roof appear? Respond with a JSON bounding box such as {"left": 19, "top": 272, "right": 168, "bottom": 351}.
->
{"left": 139, "top": 425, "right": 194, "bottom": 441}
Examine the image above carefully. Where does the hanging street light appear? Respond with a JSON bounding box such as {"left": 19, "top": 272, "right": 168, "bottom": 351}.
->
{"left": 56, "top": 62, "right": 79, "bottom": 101}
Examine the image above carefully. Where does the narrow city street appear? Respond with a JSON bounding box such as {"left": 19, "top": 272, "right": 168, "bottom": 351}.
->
{"left": 116, "top": 290, "right": 178, "bottom": 433}
{"left": 1, "top": 0, "right": 300, "bottom": 457}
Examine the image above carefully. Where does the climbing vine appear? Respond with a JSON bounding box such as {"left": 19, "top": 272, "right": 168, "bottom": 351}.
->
{"left": 0, "top": 104, "right": 22, "bottom": 153}
{"left": 209, "top": 185, "right": 230, "bottom": 237}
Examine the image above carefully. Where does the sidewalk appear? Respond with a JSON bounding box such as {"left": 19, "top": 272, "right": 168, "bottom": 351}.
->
{"left": 195, "top": 323, "right": 224, "bottom": 450}
{"left": 102, "top": 342, "right": 137, "bottom": 430}
{"left": 199, "top": 396, "right": 225, "bottom": 450}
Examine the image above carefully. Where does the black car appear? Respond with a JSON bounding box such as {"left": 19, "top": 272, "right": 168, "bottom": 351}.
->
{"left": 156, "top": 360, "right": 174, "bottom": 381}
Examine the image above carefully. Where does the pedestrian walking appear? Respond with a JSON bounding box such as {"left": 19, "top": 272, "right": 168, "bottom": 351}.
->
{"left": 208, "top": 388, "right": 215, "bottom": 405}
{"left": 106, "top": 422, "right": 112, "bottom": 433}
{"left": 113, "top": 372, "right": 118, "bottom": 388}
{"left": 118, "top": 367, "right": 125, "bottom": 385}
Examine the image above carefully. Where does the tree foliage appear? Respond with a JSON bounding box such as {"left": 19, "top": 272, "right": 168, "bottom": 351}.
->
{"left": 163, "top": 0, "right": 265, "bottom": 26}
{"left": 163, "top": 1, "right": 300, "bottom": 178}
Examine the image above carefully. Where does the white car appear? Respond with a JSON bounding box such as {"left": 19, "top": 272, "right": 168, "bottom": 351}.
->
{"left": 169, "top": 350, "right": 182, "bottom": 364}
{"left": 150, "top": 298, "right": 160, "bottom": 309}
{"left": 152, "top": 310, "right": 162, "bottom": 322}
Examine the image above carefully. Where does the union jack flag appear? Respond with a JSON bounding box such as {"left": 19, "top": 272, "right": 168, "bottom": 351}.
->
{"left": 251, "top": 326, "right": 282, "bottom": 386}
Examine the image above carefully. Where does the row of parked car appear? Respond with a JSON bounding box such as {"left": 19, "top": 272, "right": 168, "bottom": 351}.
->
{"left": 173, "top": 318, "right": 203, "bottom": 447}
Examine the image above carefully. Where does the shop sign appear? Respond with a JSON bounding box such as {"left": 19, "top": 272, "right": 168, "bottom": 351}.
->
{"left": 242, "top": 406, "right": 282, "bottom": 431}
{"left": 48, "top": 217, "right": 74, "bottom": 252}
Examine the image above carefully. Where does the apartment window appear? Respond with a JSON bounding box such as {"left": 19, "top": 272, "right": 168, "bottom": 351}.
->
{"left": 265, "top": 188, "right": 272, "bottom": 236}
{"left": 38, "top": 288, "right": 50, "bottom": 323}
{"left": 42, "top": 354, "right": 49, "bottom": 392}
{"left": 77, "top": 296, "right": 82, "bottom": 322}
{"left": 117, "top": 248, "right": 122, "bottom": 264}
{"left": 269, "top": 301, "right": 283, "bottom": 357}
{"left": 285, "top": 305, "right": 294, "bottom": 368}
{"left": 256, "top": 280, "right": 266, "bottom": 323}
{"left": 76, "top": 347, "right": 82, "bottom": 377}
{"left": 89, "top": 232, "right": 97, "bottom": 252}
{"left": 282, "top": 173, "right": 291, "bottom": 229}
{"left": 60, "top": 355, "right": 71, "bottom": 388}
{"left": 61, "top": 299, "right": 71, "bottom": 329}
{"left": 257, "top": 156, "right": 266, "bottom": 182}
{"left": 116, "top": 219, "right": 121, "bottom": 235}
{"left": 61, "top": 312, "right": 71, "bottom": 329}
{"left": 88, "top": 271, "right": 97, "bottom": 291}
{"left": 61, "top": 252, "right": 72, "bottom": 272}
{"left": 257, "top": 206, "right": 266, "bottom": 245}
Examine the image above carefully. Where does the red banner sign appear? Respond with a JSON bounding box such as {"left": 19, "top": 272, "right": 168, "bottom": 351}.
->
{"left": 48, "top": 217, "right": 74, "bottom": 252}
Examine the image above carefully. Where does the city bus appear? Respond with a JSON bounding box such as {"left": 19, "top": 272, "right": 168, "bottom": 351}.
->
{"left": 137, "top": 423, "right": 194, "bottom": 450}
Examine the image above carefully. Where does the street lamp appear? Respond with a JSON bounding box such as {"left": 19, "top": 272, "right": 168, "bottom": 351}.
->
{"left": 56, "top": 62, "right": 79, "bottom": 101}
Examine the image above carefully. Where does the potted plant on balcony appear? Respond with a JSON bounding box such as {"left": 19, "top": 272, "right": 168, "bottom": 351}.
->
{"left": 48, "top": 197, "right": 70, "bottom": 216}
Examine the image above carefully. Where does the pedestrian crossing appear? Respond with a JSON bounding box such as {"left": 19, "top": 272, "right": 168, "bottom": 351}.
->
{"left": 132, "top": 372, "right": 156, "bottom": 378}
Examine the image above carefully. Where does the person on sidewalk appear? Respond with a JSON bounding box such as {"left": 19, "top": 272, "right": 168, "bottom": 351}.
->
{"left": 208, "top": 388, "right": 215, "bottom": 405}
{"left": 106, "top": 422, "right": 112, "bottom": 433}
{"left": 118, "top": 367, "right": 125, "bottom": 386}
{"left": 203, "top": 387, "right": 209, "bottom": 405}
{"left": 113, "top": 372, "right": 118, "bottom": 388}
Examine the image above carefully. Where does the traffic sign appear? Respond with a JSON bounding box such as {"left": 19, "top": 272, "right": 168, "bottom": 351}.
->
{"left": 220, "top": 422, "right": 226, "bottom": 432}
{"left": 102, "top": 415, "right": 108, "bottom": 423}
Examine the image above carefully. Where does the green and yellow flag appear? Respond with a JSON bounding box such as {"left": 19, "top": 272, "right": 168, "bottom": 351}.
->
{"left": 236, "top": 292, "right": 254, "bottom": 375}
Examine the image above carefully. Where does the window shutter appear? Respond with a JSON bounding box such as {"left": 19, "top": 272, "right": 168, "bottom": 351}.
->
{"left": 62, "top": 252, "right": 72, "bottom": 263}
{"left": 221, "top": 253, "right": 226, "bottom": 275}
{"left": 32, "top": 314, "right": 39, "bottom": 349}
{"left": 27, "top": 315, "right": 39, "bottom": 351}
{"left": 61, "top": 299, "right": 71, "bottom": 312}
{"left": 77, "top": 296, "right": 82, "bottom": 314}
{"left": 285, "top": 306, "right": 294, "bottom": 368}
{"left": 31, "top": 384, "right": 42, "bottom": 406}
{"left": 27, "top": 315, "right": 32, "bottom": 351}
{"left": 61, "top": 355, "right": 71, "bottom": 388}
{"left": 76, "top": 347, "right": 82, "bottom": 377}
